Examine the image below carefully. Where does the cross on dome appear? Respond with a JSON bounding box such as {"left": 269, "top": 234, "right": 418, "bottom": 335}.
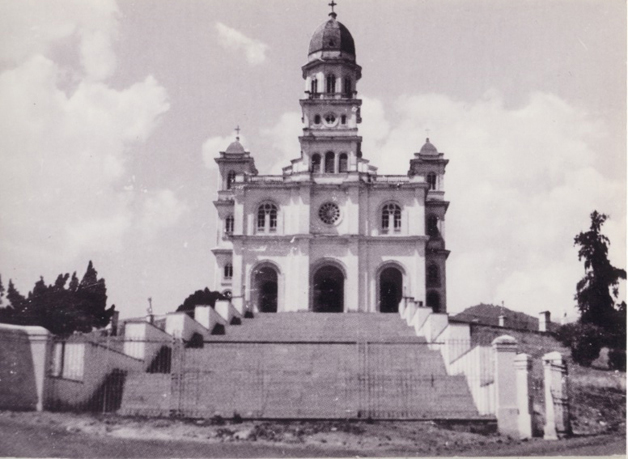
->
{"left": 328, "top": 0, "right": 337, "bottom": 18}
{"left": 235, "top": 125, "right": 241, "bottom": 140}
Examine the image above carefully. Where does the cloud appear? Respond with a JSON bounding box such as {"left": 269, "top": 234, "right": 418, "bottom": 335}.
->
{"left": 201, "top": 92, "right": 624, "bottom": 319}
{"left": 0, "top": 2, "right": 172, "bottom": 285}
{"left": 138, "top": 189, "right": 189, "bottom": 238}
{"left": 260, "top": 112, "right": 302, "bottom": 173}
{"left": 0, "top": 0, "right": 120, "bottom": 80}
{"left": 216, "top": 22, "right": 268, "bottom": 65}
{"left": 363, "top": 90, "right": 625, "bottom": 316}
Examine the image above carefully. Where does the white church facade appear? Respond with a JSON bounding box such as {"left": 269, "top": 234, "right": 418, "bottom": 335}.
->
{"left": 211, "top": 8, "right": 449, "bottom": 314}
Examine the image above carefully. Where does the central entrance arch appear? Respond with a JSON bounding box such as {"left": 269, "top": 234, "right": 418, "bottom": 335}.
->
{"left": 252, "top": 265, "right": 278, "bottom": 312}
{"left": 379, "top": 266, "right": 403, "bottom": 313}
{"left": 312, "top": 265, "right": 344, "bottom": 313}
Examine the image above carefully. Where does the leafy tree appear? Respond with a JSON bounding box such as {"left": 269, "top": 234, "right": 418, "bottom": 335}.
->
{"left": 558, "top": 211, "right": 627, "bottom": 368}
{"left": 176, "top": 287, "right": 226, "bottom": 318}
{"left": 574, "top": 211, "right": 626, "bottom": 328}
{"left": 0, "top": 261, "right": 115, "bottom": 336}
{"left": 0, "top": 275, "right": 4, "bottom": 307}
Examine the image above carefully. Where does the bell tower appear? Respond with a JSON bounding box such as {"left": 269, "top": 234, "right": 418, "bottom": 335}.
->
{"left": 299, "top": 5, "right": 364, "bottom": 174}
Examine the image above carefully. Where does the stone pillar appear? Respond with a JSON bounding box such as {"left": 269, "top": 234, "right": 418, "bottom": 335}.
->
{"left": 543, "top": 352, "right": 571, "bottom": 440}
{"left": 515, "top": 353, "right": 533, "bottom": 439}
{"left": 498, "top": 315, "right": 505, "bottom": 327}
{"left": 492, "top": 335, "right": 518, "bottom": 437}
{"left": 538, "top": 311, "right": 551, "bottom": 332}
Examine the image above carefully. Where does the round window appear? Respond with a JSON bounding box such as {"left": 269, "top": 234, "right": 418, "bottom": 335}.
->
{"left": 318, "top": 202, "right": 341, "bottom": 225}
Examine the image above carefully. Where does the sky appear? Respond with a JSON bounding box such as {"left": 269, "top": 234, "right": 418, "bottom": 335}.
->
{"left": 0, "top": 0, "right": 625, "bottom": 321}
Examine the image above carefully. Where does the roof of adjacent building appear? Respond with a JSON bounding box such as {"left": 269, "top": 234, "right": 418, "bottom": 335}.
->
{"left": 308, "top": 15, "right": 356, "bottom": 58}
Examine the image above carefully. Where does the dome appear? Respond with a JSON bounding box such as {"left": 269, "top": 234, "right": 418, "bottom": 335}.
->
{"left": 420, "top": 138, "right": 438, "bottom": 155}
{"left": 308, "top": 15, "right": 356, "bottom": 59}
{"left": 225, "top": 139, "right": 246, "bottom": 154}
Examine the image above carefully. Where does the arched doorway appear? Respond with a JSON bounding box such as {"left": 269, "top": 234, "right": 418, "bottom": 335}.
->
{"left": 252, "top": 265, "right": 278, "bottom": 312}
{"left": 379, "top": 266, "right": 403, "bottom": 313}
{"left": 313, "top": 265, "right": 344, "bottom": 312}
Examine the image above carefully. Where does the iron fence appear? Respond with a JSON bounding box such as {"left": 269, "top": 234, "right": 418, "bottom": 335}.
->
{"left": 2, "top": 334, "right": 499, "bottom": 419}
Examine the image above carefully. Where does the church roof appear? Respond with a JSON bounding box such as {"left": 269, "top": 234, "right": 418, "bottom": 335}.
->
{"left": 308, "top": 15, "right": 356, "bottom": 59}
{"left": 225, "top": 139, "right": 246, "bottom": 155}
{"left": 419, "top": 138, "right": 438, "bottom": 155}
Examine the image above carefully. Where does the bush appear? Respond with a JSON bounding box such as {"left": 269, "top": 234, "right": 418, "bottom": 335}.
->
{"left": 608, "top": 348, "right": 626, "bottom": 372}
{"left": 555, "top": 322, "right": 605, "bottom": 367}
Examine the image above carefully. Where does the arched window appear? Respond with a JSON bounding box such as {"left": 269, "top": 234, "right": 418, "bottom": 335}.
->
{"left": 344, "top": 77, "right": 352, "bottom": 97}
{"left": 326, "top": 74, "right": 336, "bottom": 93}
{"left": 314, "top": 114, "right": 321, "bottom": 125}
{"left": 338, "top": 153, "right": 348, "bottom": 172}
{"left": 427, "top": 290, "right": 440, "bottom": 312}
{"left": 310, "top": 77, "right": 318, "bottom": 95}
{"left": 427, "top": 214, "right": 439, "bottom": 238}
{"left": 257, "top": 203, "right": 278, "bottom": 233}
{"left": 427, "top": 172, "right": 437, "bottom": 191}
{"left": 325, "top": 151, "right": 335, "bottom": 173}
{"left": 382, "top": 203, "right": 402, "bottom": 233}
{"left": 225, "top": 215, "right": 234, "bottom": 234}
{"left": 311, "top": 154, "right": 321, "bottom": 173}
{"left": 224, "top": 264, "right": 233, "bottom": 280}
{"left": 226, "top": 170, "right": 236, "bottom": 190}
{"left": 427, "top": 264, "right": 440, "bottom": 287}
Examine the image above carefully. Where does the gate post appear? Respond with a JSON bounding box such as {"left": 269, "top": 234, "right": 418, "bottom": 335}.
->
{"left": 515, "top": 353, "right": 533, "bottom": 439}
{"left": 492, "top": 335, "right": 518, "bottom": 437}
{"left": 543, "top": 351, "right": 571, "bottom": 440}
{"left": 170, "top": 338, "right": 184, "bottom": 417}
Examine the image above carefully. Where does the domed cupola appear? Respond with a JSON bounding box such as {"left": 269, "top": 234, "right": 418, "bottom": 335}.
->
{"left": 307, "top": 12, "right": 356, "bottom": 62}
{"left": 419, "top": 138, "right": 438, "bottom": 155}
{"left": 225, "top": 139, "right": 246, "bottom": 155}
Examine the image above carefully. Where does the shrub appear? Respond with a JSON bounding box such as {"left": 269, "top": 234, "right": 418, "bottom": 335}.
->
{"left": 608, "top": 348, "right": 626, "bottom": 372}
{"left": 555, "top": 322, "right": 605, "bottom": 367}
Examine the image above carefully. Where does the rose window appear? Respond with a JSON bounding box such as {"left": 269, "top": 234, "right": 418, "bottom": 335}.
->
{"left": 318, "top": 202, "right": 340, "bottom": 225}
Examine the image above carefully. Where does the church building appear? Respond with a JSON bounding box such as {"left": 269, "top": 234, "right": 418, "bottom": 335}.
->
{"left": 212, "top": 7, "right": 449, "bottom": 314}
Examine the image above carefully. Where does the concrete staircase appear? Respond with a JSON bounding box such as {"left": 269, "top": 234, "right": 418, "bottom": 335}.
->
{"left": 121, "top": 313, "right": 483, "bottom": 420}
{"left": 209, "top": 312, "right": 423, "bottom": 342}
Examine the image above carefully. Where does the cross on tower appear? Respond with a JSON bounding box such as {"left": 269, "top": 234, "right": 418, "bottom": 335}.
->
{"left": 235, "top": 125, "right": 241, "bottom": 140}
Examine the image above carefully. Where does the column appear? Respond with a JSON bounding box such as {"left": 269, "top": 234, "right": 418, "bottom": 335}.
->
{"left": 543, "top": 351, "right": 571, "bottom": 440}
{"left": 492, "top": 335, "right": 518, "bottom": 437}
{"left": 515, "top": 353, "right": 533, "bottom": 439}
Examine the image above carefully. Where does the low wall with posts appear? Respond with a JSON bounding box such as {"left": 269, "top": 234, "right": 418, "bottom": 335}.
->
{"left": 401, "top": 297, "right": 567, "bottom": 439}
{"left": 47, "top": 336, "right": 143, "bottom": 411}
{"left": 165, "top": 311, "right": 215, "bottom": 340}
{"left": 123, "top": 321, "right": 172, "bottom": 365}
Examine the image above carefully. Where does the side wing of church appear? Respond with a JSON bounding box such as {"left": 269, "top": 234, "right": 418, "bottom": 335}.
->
{"left": 211, "top": 10, "right": 449, "bottom": 314}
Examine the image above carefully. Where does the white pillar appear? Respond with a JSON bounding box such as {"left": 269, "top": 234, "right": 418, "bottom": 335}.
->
{"left": 515, "top": 353, "right": 533, "bottom": 439}
{"left": 498, "top": 315, "right": 505, "bottom": 327}
{"left": 492, "top": 335, "right": 519, "bottom": 437}
{"left": 543, "top": 352, "right": 571, "bottom": 440}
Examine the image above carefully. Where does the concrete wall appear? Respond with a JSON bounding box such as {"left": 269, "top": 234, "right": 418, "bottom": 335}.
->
{"left": 447, "top": 345, "right": 495, "bottom": 415}
{"left": 0, "top": 324, "right": 50, "bottom": 411}
{"left": 47, "top": 337, "right": 143, "bottom": 411}
{"left": 123, "top": 321, "right": 172, "bottom": 365}
{"left": 165, "top": 312, "right": 214, "bottom": 341}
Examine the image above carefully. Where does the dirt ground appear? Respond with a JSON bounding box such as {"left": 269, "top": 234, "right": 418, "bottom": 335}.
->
{"left": 0, "top": 410, "right": 624, "bottom": 458}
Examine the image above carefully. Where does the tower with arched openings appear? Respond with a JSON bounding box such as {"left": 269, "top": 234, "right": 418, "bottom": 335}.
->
{"left": 212, "top": 7, "right": 449, "bottom": 315}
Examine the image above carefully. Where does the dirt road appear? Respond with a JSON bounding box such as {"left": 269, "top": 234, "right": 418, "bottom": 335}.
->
{"left": 0, "top": 411, "right": 624, "bottom": 458}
